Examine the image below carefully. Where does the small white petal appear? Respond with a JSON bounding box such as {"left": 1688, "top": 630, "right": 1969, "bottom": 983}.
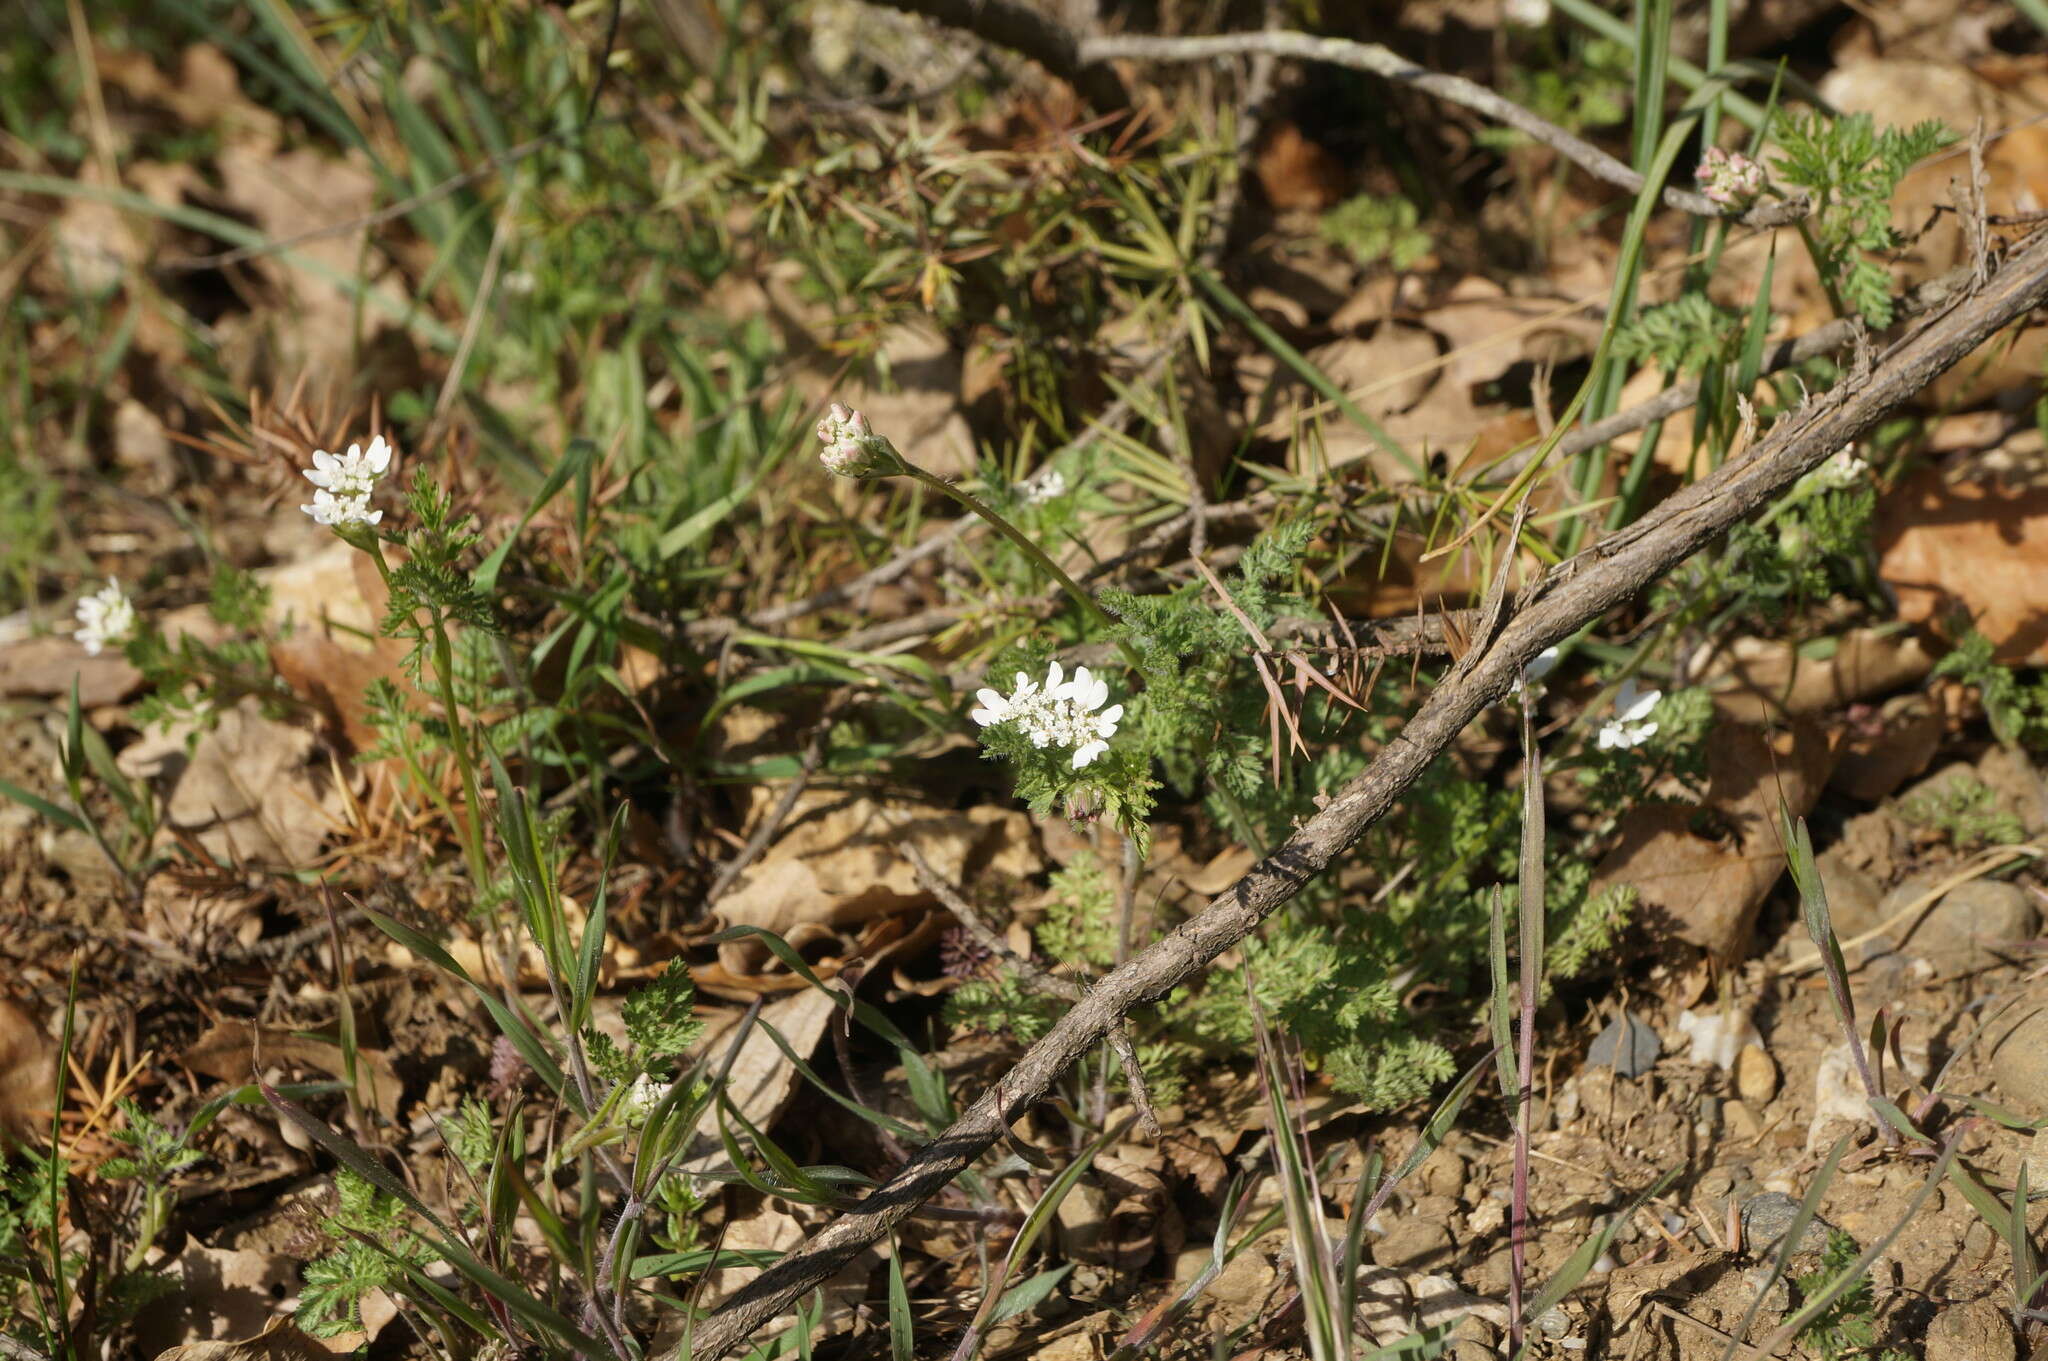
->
{"left": 1071, "top": 740, "right": 1107, "bottom": 769}
{"left": 1044, "top": 660, "right": 1065, "bottom": 693}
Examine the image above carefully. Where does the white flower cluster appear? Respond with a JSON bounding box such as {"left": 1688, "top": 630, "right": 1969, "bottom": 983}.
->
{"left": 1806, "top": 446, "right": 1869, "bottom": 492}
{"left": 619, "top": 1072, "right": 671, "bottom": 1127}
{"left": 301, "top": 436, "right": 391, "bottom": 527}
{"left": 1021, "top": 469, "right": 1067, "bottom": 506}
{"left": 74, "top": 578, "right": 135, "bottom": 656}
{"left": 1596, "top": 678, "right": 1661, "bottom": 751}
{"left": 971, "top": 660, "right": 1123, "bottom": 769}
{"left": 1696, "top": 146, "right": 1766, "bottom": 209}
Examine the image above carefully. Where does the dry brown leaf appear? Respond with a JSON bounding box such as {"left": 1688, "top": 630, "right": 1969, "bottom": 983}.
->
{"left": 181, "top": 1020, "right": 401, "bottom": 1119}
{"left": 694, "top": 1198, "right": 876, "bottom": 1342}
{"left": 210, "top": 144, "right": 406, "bottom": 403}
{"left": 148, "top": 699, "right": 351, "bottom": 868}
{"left": 1831, "top": 694, "right": 1945, "bottom": 802}
{"left": 1589, "top": 720, "right": 1836, "bottom": 959}
{"left": 711, "top": 796, "right": 1039, "bottom": 972}
{"left": 1876, "top": 468, "right": 2048, "bottom": 664}
{"left": 0, "top": 633, "right": 144, "bottom": 705}
{"left": 682, "top": 987, "right": 838, "bottom": 1174}
{"left": 0, "top": 999, "right": 55, "bottom": 1142}
{"left": 151, "top": 1313, "right": 331, "bottom": 1361}
{"left": 1255, "top": 122, "right": 1348, "bottom": 214}
{"left": 1695, "top": 628, "right": 1937, "bottom": 722}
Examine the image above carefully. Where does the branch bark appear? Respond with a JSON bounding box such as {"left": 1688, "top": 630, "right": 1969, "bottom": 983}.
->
{"left": 678, "top": 229, "right": 2048, "bottom": 1358}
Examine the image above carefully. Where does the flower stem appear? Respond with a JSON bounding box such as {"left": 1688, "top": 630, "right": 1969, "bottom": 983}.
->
{"left": 901, "top": 465, "right": 1116, "bottom": 631}
{"left": 430, "top": 615, "right": 490, "bottom": 887}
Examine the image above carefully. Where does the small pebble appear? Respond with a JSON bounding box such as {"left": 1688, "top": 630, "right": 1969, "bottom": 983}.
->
{"left": 1735, "top": 1044, "right": 1778, "bottom": 1105}
{"left": 1740, "top": 1192, "right": 1832, "bottom": 1256}
{"left": 1992, "top": 1010, "right": 2048, "bottom": 1119}
{"left": 1676, "top": 1007, "right": 1761, "bottom": 1070}
{"left": 1535, "top": 1307, "right": 1570, "bottom": 1339}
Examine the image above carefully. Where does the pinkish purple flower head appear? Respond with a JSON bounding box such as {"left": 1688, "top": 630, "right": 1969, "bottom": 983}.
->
{"left": 1696, "top": 146, "right": 1766, "bottom": 210}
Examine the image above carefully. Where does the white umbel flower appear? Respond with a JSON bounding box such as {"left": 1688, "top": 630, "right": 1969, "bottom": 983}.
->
{"left": 300, "top": 436, "right": 390, "bottom": 527}
{"left": 619, "top": 1073, "right": 671, "bottom": 1127}
{"left": 1596, "top": 679, "right": 1661, "bottom": 751}
{"left": 1022, "top": 470, "right": 1067, "bottom": 505}
{"left": 971, "top": 660, "right": 1124, "bottom": 769}
{"left": 1810, "top": 447, "right": 1869, "bottom": 490}
{"left": 74, "top": 578, "right": 135, "bottom": 656}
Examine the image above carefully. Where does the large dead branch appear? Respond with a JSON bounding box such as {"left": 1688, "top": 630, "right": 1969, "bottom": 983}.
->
{"left": 676, "top": 224, "right": 2048, "bottom": 1358}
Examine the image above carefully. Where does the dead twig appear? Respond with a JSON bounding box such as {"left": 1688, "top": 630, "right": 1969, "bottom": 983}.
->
{"left": 677, "top": 226, "right": 2048, "bottom": 1361}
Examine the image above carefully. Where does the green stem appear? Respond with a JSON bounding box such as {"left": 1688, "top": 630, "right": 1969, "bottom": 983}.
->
{"left": 430, "top": 615, "right": 490, "bottom": 887}
{"left": 901, "top": 466, "right": 1136, "bottom": 662}
{"left": 361, "top": 535, "right": 489, "bottom": 888}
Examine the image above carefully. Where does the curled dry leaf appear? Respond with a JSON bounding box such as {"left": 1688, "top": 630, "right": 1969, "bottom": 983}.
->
{"left": 681, "top": 986, "right": 838, "bottom": 1174}
{"left": 0, "top": 998, "right": 55, "bottom": 1142}
{"left": 1694, "top": 627, "right": 1937, "bottom": 722}
{"left": 691, "top": 1197, "right": 878, "bottom": 1346}
{"left": 1876, "top": 468, "right": 2048, "bottom": 664}
{"left": 181, "top": 1019, "right": 401, "bottom": 1120}
{"left": 150, "top": 1314, "right": 331, "bottom": 1361}
{"left": 710, "top": 794, "right": 1040, "bottom": 976}
{"left": 1589, "top": 719, "right": 1837, "bottom": 960}
{"left": 135, "top": 699, "right": 353, "bottom": 869}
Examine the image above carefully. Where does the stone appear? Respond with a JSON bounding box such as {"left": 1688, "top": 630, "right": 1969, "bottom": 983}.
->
{"left": 1924, "top": 1296, "right": 2015, "bottom": 1361}
{"left": 1977, "top": 744, "right": 2048, "bottom": 837}
{"left": 1736, "top": 1045, "right": 1779, "bottom": 1105}
{"left": 1991, "top": 1008, "right": 2048, "bottom": 1118}
{"left": 1739, "top": 1192, "right": 1832, "bottom": 1257}
{"left": 1416, "top": 1145, "right": 1468, "bottom": 1200}
{"left": 1901, "top": 879, "right": 2037, "bottom": 967}
{"left": 1724, "top": 1098, "right": 1763, "bottom": 1142}
{"left": 1373, "top": 1217, "right": 1454, "bottom": 1271}
{"left": 1205, "top": 1242, "right": 1277, "bottom": 1309}
{"left": 1588, "top": 1011, "right": 1661, "bottom": 1078}
{"left": 1814, "top": 848, "right": 1886, "bottom": 937}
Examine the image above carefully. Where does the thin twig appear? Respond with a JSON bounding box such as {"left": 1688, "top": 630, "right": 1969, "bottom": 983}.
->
{"left": 676, "top": 226, "right": 2048, "bottom": 1361}
{"left": 903, "top": 843, "right": 1160, "bottom": 1137}
{"left": 871, "top": 8, "right": 1805, "bottom": 227}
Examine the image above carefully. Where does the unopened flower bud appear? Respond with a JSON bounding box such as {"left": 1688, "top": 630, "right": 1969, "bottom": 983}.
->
{"left": 1696, "top": 146, "right": 1766, "bottom": 210}
{"left": 816, "top": 403, "right": 904, "bottom": 478}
